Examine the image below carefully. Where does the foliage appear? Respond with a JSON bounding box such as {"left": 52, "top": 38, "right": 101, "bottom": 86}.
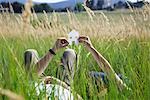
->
{"left": 33, "top": 3, "right": 53, "bottom": 12}
{"left": 75, "top": 3, "right": 84, "bottom": 12}
{"left": 0, "top": 2, "right": 24, "bottom": 13}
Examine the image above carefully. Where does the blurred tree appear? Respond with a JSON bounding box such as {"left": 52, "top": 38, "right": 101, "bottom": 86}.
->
{"left": 0, "top": 2, "right": 23, "bottom": 13}
{"left": 114, "top": 1, "right": 126, "bottom": 9}
{"left": 33, "top": 3, "right": 52, "bottom": 12}
{"left": 0, "top": 2, "right": 9, "bottom": 8}
{"left": 12, "top": 2, "right": 24, "bottom": 13}
{"left": 97, "top": 0, "right": 104, "bottom": 10}
{"left": 75, "top": 3, "right": 84, "bottom": 11}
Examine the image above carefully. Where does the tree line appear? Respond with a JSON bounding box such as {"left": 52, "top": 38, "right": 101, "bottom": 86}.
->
{"left": 0, "top": 1, "right": 148, "bottom": 13}
{"left": 0, "top": 2, "right": 85, "bottom": 13}
{"left": 0, "top": 2, "right": 53, "bottom": 13}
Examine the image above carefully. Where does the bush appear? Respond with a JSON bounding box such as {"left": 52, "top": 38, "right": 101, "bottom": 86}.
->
{"left": 33, "top": 3, "right": 52, "bottom": 12}
{"left": 0, "top": 2, "right": 24, "bottom": 13}
{"left": 75, "top": 3, "right": 84, "bottom": 12}
{"left": 114, "top": 1, "right": 126, "bottom": 9}
{"left": 12, "top": 2, "right": 24, "bottom": 13}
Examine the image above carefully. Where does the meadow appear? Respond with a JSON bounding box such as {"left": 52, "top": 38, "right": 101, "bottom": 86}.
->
{"left": 0, "top": 4, "right": 150, "bottom": 100}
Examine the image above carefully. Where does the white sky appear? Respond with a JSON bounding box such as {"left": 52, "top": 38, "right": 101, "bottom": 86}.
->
{"left": 0, "top": 0, "right": 149, "bottom": 3}
{"left": 32, "top": 0, "right": 68, "bottom": 3}
{"left": 129, "top": 0, "right": 145, "bottom": 2}
{"left": 32, "top": 0, "right": 150, "bottom": 3}
{"left": 0, "top": 0, "right": 68, "bottom": 3}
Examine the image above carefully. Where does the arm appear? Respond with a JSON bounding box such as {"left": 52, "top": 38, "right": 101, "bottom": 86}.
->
{"left": 35, "top": 38, "right": 69, "bottom": 76}
{"left": 78, "top": 36, "right": 127, "bottom": 90}
{"left": 43, "top": 76, "right": 83, "bottom": 100}
{"left": 42, "top": 76, "right": 70, "bottom": 90}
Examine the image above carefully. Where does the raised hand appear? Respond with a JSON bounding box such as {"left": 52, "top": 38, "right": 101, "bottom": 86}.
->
{"left": 52, "top": 38, "right": 69, "bottom": 52}
{"left": 36, "top": 38, "right": 69, "bottom": 76}
{"left": 78, "top": 36, "right": 93, "bottom": 48}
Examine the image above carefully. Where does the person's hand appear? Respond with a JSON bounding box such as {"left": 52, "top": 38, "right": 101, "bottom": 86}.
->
{"left": 52, "top": 38, "right": 69, "bottom": 52}
{"left": 78, "top": 36, "right": 93, "bottom": 48}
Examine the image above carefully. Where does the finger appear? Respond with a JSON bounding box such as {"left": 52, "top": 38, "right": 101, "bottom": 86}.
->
{"left": 78, "top": 38, "right": 84, "bottom": 43}
{"left": 61, "top": 39, "right": 69, "bottom": 44}
{"left": 62, "top": 43, "right": 69, "bottom": 47}
{"left": 78, "top": 39, "right": 88, "bottom": 44}
{"left": 58, "top": 38, "right": 67, "bottom": 42}
{"left": 78, "top": 36, "right": 88, "bottom": 41}
{"left": 58, "top": 37, "right": 67, "bottom": 40}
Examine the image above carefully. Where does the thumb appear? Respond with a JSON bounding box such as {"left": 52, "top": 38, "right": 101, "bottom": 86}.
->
{"left": 79, "top": 39, "right": 88, "bottom": 44}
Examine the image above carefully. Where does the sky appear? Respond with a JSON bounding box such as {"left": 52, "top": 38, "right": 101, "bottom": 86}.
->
{"left": 0, "top": 0, "right": 149, "bottom": 3}
{"left": 0, "top": 0, "right": 67, "bottom": 3}
{"left": 129, "top": 0, "right": 149, "bottom": 2}
{"left": 32, "top": 0, "right": 67, "bottom": 3}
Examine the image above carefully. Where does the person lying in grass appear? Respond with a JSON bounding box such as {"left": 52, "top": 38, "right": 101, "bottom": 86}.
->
{"left": 24, "top": 36, "right": 128, "bottom": 99}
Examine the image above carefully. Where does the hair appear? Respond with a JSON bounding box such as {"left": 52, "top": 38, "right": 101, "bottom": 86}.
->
{"left": 24, "top": 49, "right": 39, "bottom": 73}
{"left": 24, "top": 51, "right": 32, "bottom": 72}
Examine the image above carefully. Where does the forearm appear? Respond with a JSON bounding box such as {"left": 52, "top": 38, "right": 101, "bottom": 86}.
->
{"left": 43, "top": 76, "right": 70, "bottom": 90}
{"left": 36, "top": 51, "right": 54, "bottom": 76}
{"left": 87, "top": 46, "right": 115, "bottom": 74}
{"left": 34, "top": 38, "right": 69, "bottom": 76}
{"left": 43, "top": 76, "right": 83, "bottom": 100}
{"left": 86, "top": 45, "right": 127, "bottom": 90}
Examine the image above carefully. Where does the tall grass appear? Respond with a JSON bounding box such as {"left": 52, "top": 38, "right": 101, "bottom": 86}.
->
{"left": 0, "top": 3, "right": 150, "bottom": 100}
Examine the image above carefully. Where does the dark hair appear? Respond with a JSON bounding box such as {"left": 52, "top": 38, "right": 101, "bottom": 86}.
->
{"left": 24, "top": 51, "right": 32, "bottom": 72}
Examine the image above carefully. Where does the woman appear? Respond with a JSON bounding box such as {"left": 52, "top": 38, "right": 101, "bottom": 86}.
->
{"left": 24, "top": 36, "right": 127, "bottom": 99}
{"left": 24, "top": 38, "right": 81, "bottom": 99}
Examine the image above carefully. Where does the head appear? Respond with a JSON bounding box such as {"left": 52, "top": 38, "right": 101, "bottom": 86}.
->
{"left": 61, "top": 49, "right": 77, "bottom": 83}
{"left": 24, "top": 49, "right": 39, "bottom": 73}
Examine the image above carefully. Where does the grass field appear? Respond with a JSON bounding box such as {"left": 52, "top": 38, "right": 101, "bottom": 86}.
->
{"left": 0, "top": 5, "right": 150, "bottom": 100}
